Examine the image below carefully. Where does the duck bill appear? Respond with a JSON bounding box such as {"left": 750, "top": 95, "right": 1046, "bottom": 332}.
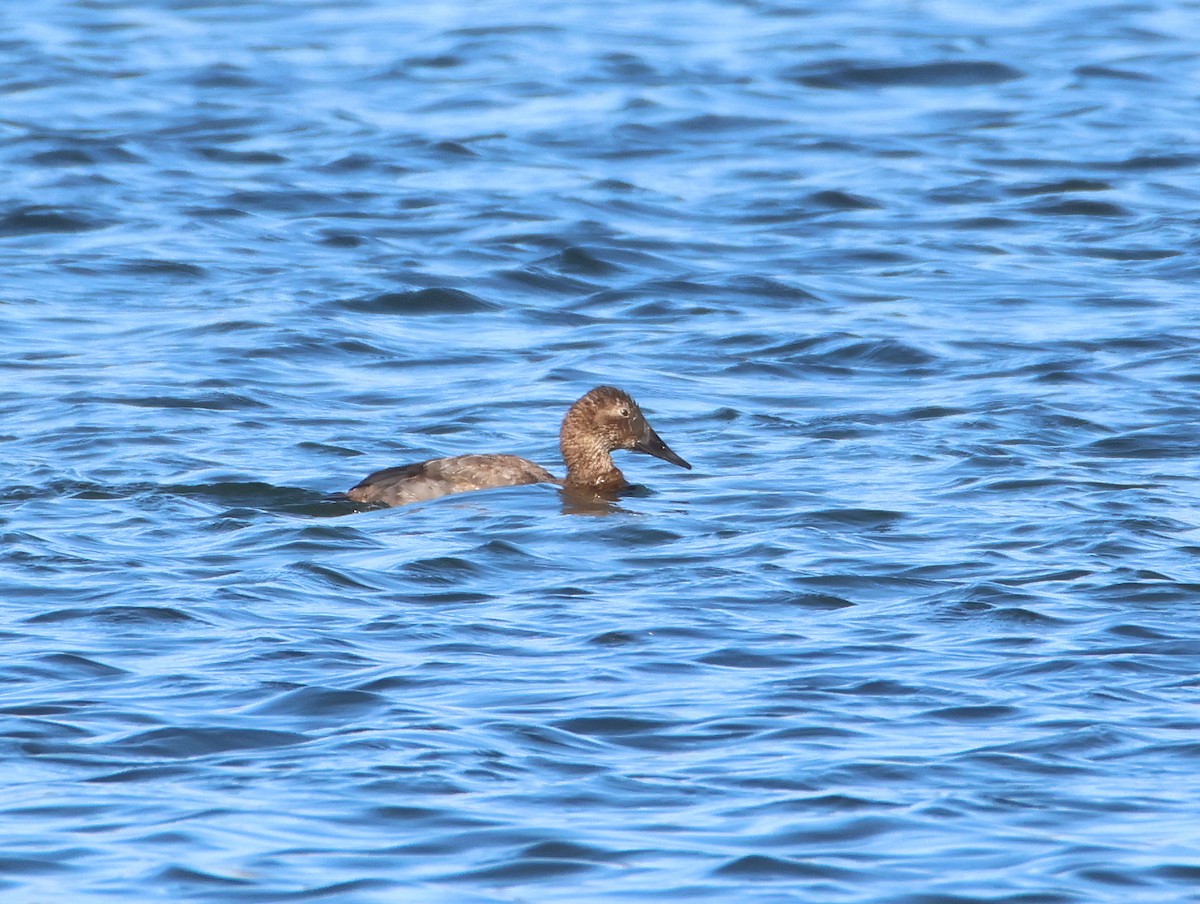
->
{"left": 634, "top": 424, "right": 692, "bottom": 470}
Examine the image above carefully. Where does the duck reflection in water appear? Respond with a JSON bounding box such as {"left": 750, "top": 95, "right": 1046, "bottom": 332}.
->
{"left": 346, "top": 386, "right": 691, "bottom": 509}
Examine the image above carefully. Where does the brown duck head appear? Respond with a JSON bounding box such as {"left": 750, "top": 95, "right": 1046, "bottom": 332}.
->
{"left": 559, "top": 386, "right": 691, "bottom": 489}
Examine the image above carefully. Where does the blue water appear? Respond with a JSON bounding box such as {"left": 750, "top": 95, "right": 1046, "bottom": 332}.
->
{"left": 4, "top": 1, "right": 1200, "bottom": 901}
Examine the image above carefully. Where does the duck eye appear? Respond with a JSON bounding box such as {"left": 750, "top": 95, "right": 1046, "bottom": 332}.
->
{"left": 619, "top": 407, "right": 630, "bottom": 418}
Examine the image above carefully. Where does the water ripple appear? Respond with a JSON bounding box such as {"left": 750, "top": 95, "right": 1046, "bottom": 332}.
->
{"left": 3, "top": 0, "right": 1200, "bottom": 901}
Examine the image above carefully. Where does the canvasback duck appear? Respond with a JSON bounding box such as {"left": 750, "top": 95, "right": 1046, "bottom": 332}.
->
{"left": 347, "top": 385, "right": 691, "bottom": 507}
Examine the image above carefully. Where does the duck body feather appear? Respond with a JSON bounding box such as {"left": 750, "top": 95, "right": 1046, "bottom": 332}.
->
{"left": 347, "top": 454, "right": 557, "bottom": 507}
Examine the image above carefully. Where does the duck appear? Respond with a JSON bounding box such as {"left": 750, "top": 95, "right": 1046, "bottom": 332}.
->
{"left": 346, "top": 385, "right": 691, "bottom": 507}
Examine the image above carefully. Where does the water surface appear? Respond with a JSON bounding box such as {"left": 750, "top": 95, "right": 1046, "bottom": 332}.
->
{"left": 3, "top": 1, "right": 1200, "bottom": 901}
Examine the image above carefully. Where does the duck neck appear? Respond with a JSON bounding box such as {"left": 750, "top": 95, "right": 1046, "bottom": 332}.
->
{"left": 561, "top": 426, "right": 625, "bottom": 491}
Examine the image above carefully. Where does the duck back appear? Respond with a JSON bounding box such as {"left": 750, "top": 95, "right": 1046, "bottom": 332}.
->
{"left": 347, "top": 454, "right": 557, "bottom": 507}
